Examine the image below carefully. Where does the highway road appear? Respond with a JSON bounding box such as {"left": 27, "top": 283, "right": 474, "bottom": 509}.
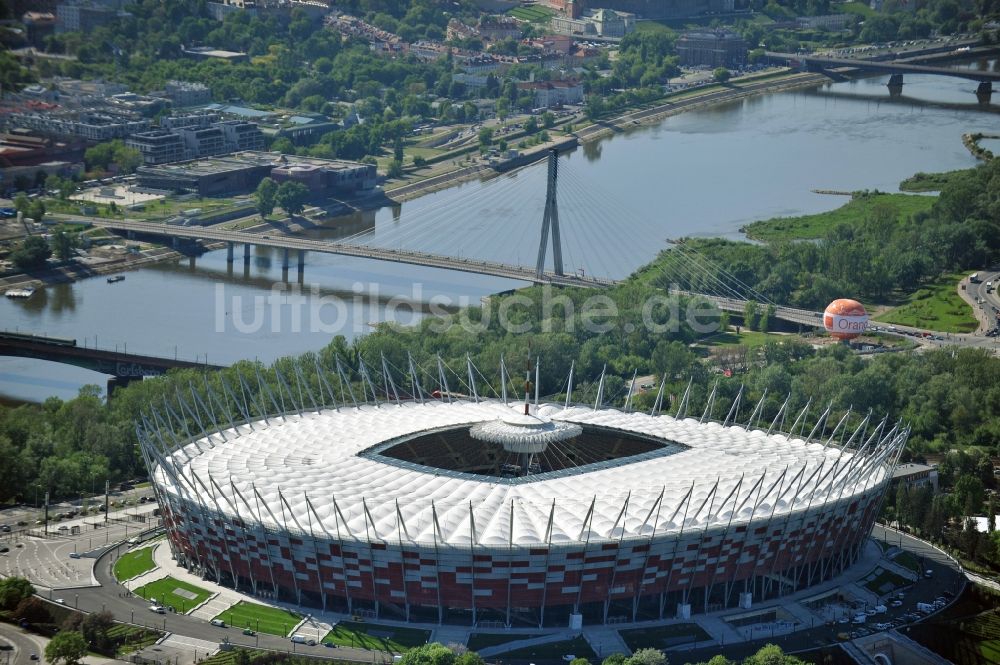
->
{"left": 0, "top": 622, "right": 46, "bottom": 665}
{"left": 965, "top": 270, "right": 1000, "bottom": 333}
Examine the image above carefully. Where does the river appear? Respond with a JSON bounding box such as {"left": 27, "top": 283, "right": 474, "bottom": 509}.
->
{"left": 2, "top": 62, "right": 998, "bottom": 403}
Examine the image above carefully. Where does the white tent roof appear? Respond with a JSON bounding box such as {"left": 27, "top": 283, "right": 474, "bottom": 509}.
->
{"left": 153, "top": 400, "right": 890, "bottom": 548}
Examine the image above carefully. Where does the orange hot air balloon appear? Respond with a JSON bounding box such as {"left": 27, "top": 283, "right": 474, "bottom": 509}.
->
{"left": 823, "top": 299, "right": 868, "bottom": 340}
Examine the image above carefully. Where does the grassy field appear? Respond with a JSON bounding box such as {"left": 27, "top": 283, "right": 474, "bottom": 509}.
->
{"left": 134, "top": 577, "right": 213, "bottom": 614}
{"left": 742, "top": 193, "right": 937, "bottom": 241}
{"left": 620, "top": 623, "right": 712, "bottom": 651}
{"left": 862, "top": 567, "right": 911, "bottom": 595}
{"left": 840, "top": 1, "right": 876, "bottom": 16}
{"left": 874, "top": 272, "right": 978, "bottom": 333}
{"left": 217, "top": 601, "right": 302, "bottom": 636}
{"left": 112, "top": 547, "right": 157, "bottom": 581}
{"left": 508, "top": 6, "right": 553, "bottom": 21}
{"left": 900, "top": 169, "right": 974, "bottom": 192}
{"left": 699, "top": 329, "right": 789, "bottom": 349}
{"left": 466, "top": 633, "right": 541, "bottom": 652}
{"left": 893, "top": 550, "right": 923, "bottom": 574}
{"left": 499, "top": 635, "right": 597, "bottom": 660}
{"left": 198, "top": 649, "right": 266, "bottom": 665}
{"left": 322, "top": 621, "right": 430, "bottom": 652}
{"left": 107, "top": 625, "right": 162, "bottom": 655}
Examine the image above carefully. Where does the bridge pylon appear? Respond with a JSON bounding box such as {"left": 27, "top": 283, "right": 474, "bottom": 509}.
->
{"left": 535, "top": 148, "right": 564, "bottom": 279}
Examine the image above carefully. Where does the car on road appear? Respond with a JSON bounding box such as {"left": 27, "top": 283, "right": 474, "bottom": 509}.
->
{"left": 150, "top": 605, "right": 166, "bottom": 614}
{"left": 889, "top": 600, "right": 903, "bottom": 607}
{"left": 57, "top": 525, "right": 68, "bottom": 532}
{"left": 0, "top": 525, "right": 10, "bottom": 532}
{"left": 29, "top": 654, "right": 38, "bottom": 661}
{"left": 242, "top": 629, "right": 255, "bottom": 636}
{"left": 69, "top": 552, "right": 81, "bottom": 559}
{"left": 0, "top": 546, "right": 9, "bottom": 553}
{"left": 211, "top": 619, "right": 226, "bottom": 627}
{"left": 0, "top": 207, "right": 17, "bottom": 218}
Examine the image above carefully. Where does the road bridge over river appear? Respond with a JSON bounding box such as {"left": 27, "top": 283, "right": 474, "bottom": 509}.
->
{"left": 767, "top": 48, "right": 1000, "bottom": 99}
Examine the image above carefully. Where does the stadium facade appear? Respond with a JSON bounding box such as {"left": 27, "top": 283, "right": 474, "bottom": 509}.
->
{"left": 139, "top": 359, "right": 907, "bottom": 627}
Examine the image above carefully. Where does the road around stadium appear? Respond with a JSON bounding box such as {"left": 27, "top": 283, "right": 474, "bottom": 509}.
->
{"left": 0, "top": 447, "right": 980, "bottom": 665}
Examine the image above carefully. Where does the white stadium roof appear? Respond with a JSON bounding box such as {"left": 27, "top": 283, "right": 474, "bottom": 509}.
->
{"left": 153, "top": 400, "right": 896, "bottom": 548}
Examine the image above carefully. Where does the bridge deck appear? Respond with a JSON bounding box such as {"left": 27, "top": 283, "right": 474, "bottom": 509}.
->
{"left": 88, "top": 219, "right": 613, "bottom": 288}
{"left": 768, "top": 51, "right": 1000, "bottom": 82}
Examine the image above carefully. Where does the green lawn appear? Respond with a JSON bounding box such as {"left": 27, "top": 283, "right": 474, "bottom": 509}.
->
{"left": 874, "top": 272, "right": 978, "bottom": 333}
{"left": 619, "top": 623, "right": 712, "bottom": 651}
{"left": 466, "top": 633, "right": 541, "bottom": 652}
{"left": 862, "top": 567, "right": 910, "bottom": 595}
{"left": 900, "top": 169, "right": 975, "bottom": 192}
{"left": 107, "top": 625, "right": 162, "bottom": 655}
{"left": 893, "top": 550, "right": 922, "bottom": 574}
{"left": 134, "top": 576, "right": 213, "bottom": 614}
{"left": 700, "top": 328, "right": 788, "bottom": 349}
{"left": 217, "top": 601, "right": 302, "bottom": 637}
{"left": 498, "top": 636, "right": 597, "bottom": 660}
{"left": 113, "top": 547, "right": 157, "bottom": 581}
{"left": 507, "top": 6, "right": 554, "bottom": 21}
{"left": 322, "top": 621, "right": 430, "bottom": 652}
{"left": 742, "top": 193, "right": 936, "bottom": 241}
{"left": 840, "top": 1, "right": 876, "bottom": 16}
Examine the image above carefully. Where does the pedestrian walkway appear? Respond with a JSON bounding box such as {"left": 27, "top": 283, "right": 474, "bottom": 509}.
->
{"left": 431, "top": 625, "right": 471, "bottom": 649}
{"left": 583, "top": 626, "right": 632, "bottom": 658}
{"left": 477, "top": 631, "right": 575, "bottom": 658}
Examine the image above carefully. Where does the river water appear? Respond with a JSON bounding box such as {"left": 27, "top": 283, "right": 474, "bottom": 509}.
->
{"left": 2, "top": 63, "right": 998, "bottom": 402}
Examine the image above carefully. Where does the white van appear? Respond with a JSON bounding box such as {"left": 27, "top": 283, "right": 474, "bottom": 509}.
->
{"left": 290, "top": 635, "right": 316, "bottom": 646}
{"left": 210, "top": 619, "right": 226, "bottom": 627}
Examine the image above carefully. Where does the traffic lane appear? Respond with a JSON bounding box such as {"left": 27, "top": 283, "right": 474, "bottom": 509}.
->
{"left": 69, "top": 586, "right": 391, "bottom": 663}
{"left": 0, "top": 622, "right": 46, "bottom": 665}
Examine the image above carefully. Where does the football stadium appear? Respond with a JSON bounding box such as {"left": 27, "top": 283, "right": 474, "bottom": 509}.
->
{"left": 139, "top": 359, "right": 907, "bottom": 627}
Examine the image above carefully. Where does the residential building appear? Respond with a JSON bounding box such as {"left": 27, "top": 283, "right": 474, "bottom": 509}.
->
{"left": 586, "top": 9, "right": 634, "bottom": 38}
{"left": 891, "top": 463, "right": 939, "bottom": 493}
{"left": 23, "top": 12, "right": 57, "bottom": 47}
{"left": 160, "top": 112, "right": 221, "bottom": 130}
{"left": 5, "top": 110, "right": 150, "bottom": 142}
{"left": 176, "top": 125, "right": 227, "bottom": 158}
{"left": 136, "top": 151, "right": 376, "bottom": 197}
{"left": 219, "top": 120, "right": 266, "bottom": 152}
{"left": 477, "top": 16, "right": 523, "bottom": 41}
{"left": 55, "top": 0, "right": 128, "bottom": 33}
{"left": 550, "top": 15, "right": 595, "bottom": 37}
{"left": 796, "top": 14, "right": 853, "bottom": 30}
{"left": 163, "top": 81, "right": 213, "bottom": 108}
{"left": 516, "top": 79, "right": 584, "bottom": 107}
{"left": 676, "top": 30, "right": 748, "bottom": 68}
{"left": 126, "top": 130, "right": 186, "bottom": 165}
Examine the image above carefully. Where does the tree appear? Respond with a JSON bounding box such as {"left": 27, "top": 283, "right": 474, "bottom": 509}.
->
{"left": 525, "top": 116, "right": 539, "bottom": 133}
{"left": 10, "top": 235, "right": 52, "bottom": 270}
{"left": 541, "top": 111, "right": 555, "bottom": 128}
{"left": 27, "top": 199, "right": 46, "bottom": 223}
{"left": 274, "top": 181, "right": 310, "bottom": 216}
{"left": 387, "top": 159, "right": 404, "bottom": 178}
{"left": 13, "top": 192, "right": 29, "bottom": 213}
{"left": 393, "top": 136, "right": 404, "bottom": 162}
{"left": 45, "top": 631, "right": 88, "bottom": 665}
{"left": 254, "top": 177, "right": 278, "bottom": 217}
{"left": 743, "top": 300, "right": 760, "bottom": 331}
{"left": 398, "top": 643, "right": 457, "bottom": 665}
{"left": 743, "top": 644, "right": 806, "bottom": 665}
{"left": 478, "top": 127, "right": 494, "bottom": 148}
{"left": 0, "top": 577, "right": 35, "bottom": 610}
{"left": 713, "top": 68, "right": 731, "bottom": 83}
{"left": 624, "top": 648, "right": 666, "bottom": 665}
{"left": 80, "top": 610, "right": 115, "bottom": 652}
{"left": 52, "top": 230, "right": 79, "bottom": 261}
{"left": 14, "top": 597, "right": 51, "bottom": 624}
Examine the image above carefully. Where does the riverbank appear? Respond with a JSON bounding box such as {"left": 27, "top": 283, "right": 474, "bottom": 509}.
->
{"left": 381, "top": 68, "right": 828, "bottom": 204}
